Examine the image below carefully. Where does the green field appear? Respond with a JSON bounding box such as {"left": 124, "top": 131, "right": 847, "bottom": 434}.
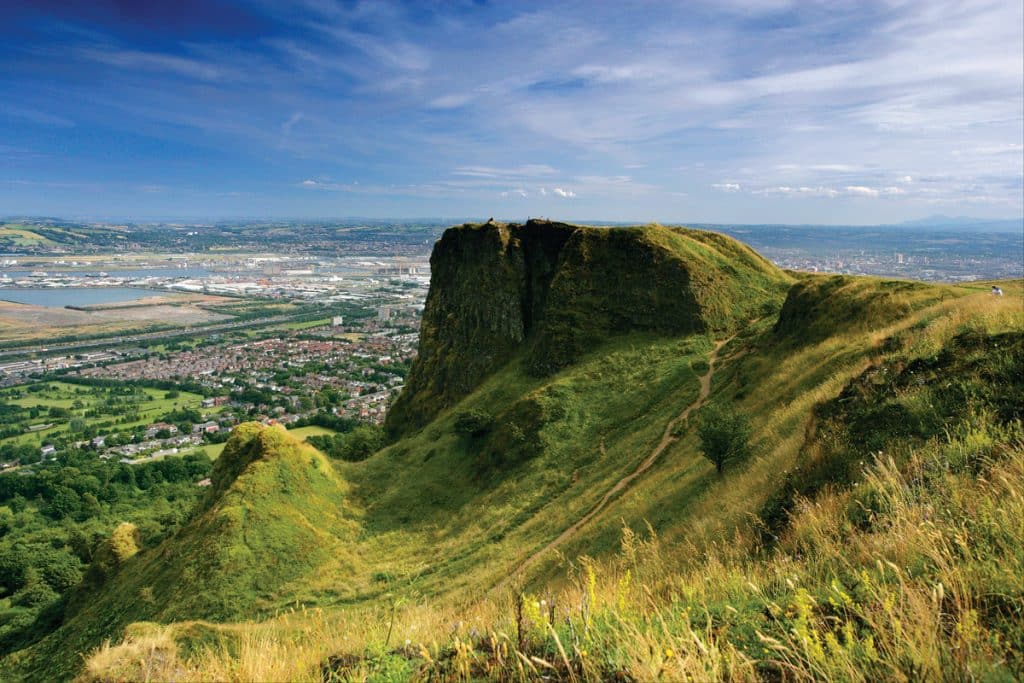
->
{"left": 0, "top": 224, "right": 55, "bottom": 246}
{"left": 0, "top": 382, "right": 210, "bottom": 448}
{"left": 195, "top": 442, "right": 226, "bottom": 460}
{"left": 286, "top": 425, "right": 337, "bottom": 439}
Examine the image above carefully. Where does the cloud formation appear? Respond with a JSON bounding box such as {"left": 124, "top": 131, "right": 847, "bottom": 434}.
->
{"left": 0, "top": 0, "right": 1019, "bottom": 221}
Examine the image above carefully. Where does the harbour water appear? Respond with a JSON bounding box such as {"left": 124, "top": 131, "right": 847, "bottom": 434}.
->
{"left": 0, "top": 287, "right": 164, "bottom": 307}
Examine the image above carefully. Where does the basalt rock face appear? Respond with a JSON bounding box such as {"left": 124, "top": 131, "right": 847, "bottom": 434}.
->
{"left": 386, "top": 220, "right": 790, "bottom": 438}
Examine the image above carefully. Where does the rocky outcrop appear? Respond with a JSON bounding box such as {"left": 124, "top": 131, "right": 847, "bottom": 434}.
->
{"left": 386, "top": 220, "right": 790, "bottom": 438}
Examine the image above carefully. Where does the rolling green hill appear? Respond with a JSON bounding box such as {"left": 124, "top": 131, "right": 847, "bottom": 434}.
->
{"left": 3, "top": 422, "right": 361, "bottom": 681}
{"left": 0, "top": 222, "right": 128, "bottom": 250}
{"left": 3, "top": 222, "right": 1022, "bottom": 682}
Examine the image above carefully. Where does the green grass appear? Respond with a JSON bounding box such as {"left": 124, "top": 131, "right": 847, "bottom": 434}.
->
{"left": 72, "top": 279, "right": 1024, "bottom": 681}
{"left": 195, "top": 442, "right": 226, "bottom": 460}
{"left": 5, "top": 226, "right": 1022, "bottom": 681}
{"left": 0, "top": 225, "right": 55, "bottom": 246}
{"left": 344, "top": 332, "right": 714, "bottom": 597}
{"left": 0, "top": 382, "right": 209, "bottom": 447}
{"left": 6, "top": 423, "right": 362, "bottom": 682}
{"left": 286, "top": 425, "right": 338, "bottom": 440}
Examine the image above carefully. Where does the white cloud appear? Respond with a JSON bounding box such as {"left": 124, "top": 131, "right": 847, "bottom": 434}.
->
{"left": 845, "top": 186, "right": 880, "bottom": 198}
{"left": 713, "top": 182, "right": 741, "bottom": 192}
{"left": 552, "top": 187, "right": 575, "bottom": 198}
{"left": 809, "top": 164, "right": 861, "bottom": 172}
{"left": 752, "top": 185, "right": 841, "bottom": 198}
{"left": 452, "top": 165, "right": 557, "bottom": 179}
{"left": 282, "top": 112, "right": 305, "bottom": 134}
{"left": 429, "top": 93, "right": 474, "bottom": 109}
{"left": 76, "top": 47, "right": 228, "bottom": 81}
{"left": 797, "top": 186, "right": 839, "bottom": 198}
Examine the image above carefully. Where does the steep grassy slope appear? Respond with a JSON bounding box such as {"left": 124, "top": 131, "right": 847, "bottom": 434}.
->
{"left": 3, "top": 423, "right": 360, "bottom": 682}
{"left": 7, "top": 223, "right": 1022, "bottom": 681}
{"left": 75, "top": 276, "right": 1023, "bottom": 682}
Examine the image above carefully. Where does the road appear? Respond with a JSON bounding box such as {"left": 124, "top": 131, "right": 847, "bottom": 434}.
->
{"left": 0, "top": 312, "right": 314, "bottom": 359}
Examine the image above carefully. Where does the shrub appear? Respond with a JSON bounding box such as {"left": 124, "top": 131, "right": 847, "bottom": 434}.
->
{"left": 454, "top": 409, "right": 494, "bottom": 438}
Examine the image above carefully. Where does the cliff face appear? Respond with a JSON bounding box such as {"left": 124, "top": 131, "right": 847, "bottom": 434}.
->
{"left": 386, "top": 220, "right": 790, "bottom": 438}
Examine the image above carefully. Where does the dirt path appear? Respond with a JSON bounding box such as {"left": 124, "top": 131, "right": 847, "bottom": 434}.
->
{"left": 498, "top": 335, "right": 734, "bottom": 588}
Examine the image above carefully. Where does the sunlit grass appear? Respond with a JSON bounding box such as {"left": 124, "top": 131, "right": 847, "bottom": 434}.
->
{"left": 26, "top": 276, "right": 1024, "bottom": 681}
{"left": 81, "top": 433, "right": 1024, "bottom": 681}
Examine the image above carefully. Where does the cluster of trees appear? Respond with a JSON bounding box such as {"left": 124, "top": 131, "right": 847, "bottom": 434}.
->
{"left": 56, "top": 374, "right": 216, "bottom": 398}
{"left": 0, "top": 450, "right": 212, "bottom": 654}
{"left": 0, "top": 451, "right": 211, "bottom": 520}
{"left": 0, "top": 442, "right": 45, "bottom": 466}
{"left": 292, "top": 411, "right": 361, "bottom": 432}
{"left": 306, "top": 425, "right": 383, "bottom": 462}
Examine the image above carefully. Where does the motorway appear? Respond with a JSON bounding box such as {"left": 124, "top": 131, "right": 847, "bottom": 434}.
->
{"left": 0, "top": 312, "right": 316, "bottom": 359}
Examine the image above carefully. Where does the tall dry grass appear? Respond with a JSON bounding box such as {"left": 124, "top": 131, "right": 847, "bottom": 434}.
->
{"left": 78, "top": 285, "right": 1024, "bottom": 682}
{"left": 80, "top": 435, "right": 1024, "bottom": 682}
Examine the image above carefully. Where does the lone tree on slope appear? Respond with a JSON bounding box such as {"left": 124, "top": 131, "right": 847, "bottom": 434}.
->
{"left": 697, "top": 403, "right": 752, "bottom": 474}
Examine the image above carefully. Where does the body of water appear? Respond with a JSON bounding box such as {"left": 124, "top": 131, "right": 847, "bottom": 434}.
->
{"left": 0, "top": 287, "right": 165, "bottom": 307}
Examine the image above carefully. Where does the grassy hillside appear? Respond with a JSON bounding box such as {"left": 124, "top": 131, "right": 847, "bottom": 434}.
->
{"left": 70, "top": 275, "right": 1023, "bottom": 682}
{"left": 4, "top": 423, "right": 361, "bottom": 681}
{"left": 4, "top": 224, "right": 1021, "bottom": 681}
{"left": 0, "top": 222, "right": 127, "bottom": 251}
{"left": 0, "top": 225, "right": 55, "bottom": 247}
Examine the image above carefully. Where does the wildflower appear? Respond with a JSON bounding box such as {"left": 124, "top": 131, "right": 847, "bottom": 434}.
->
{"left": 665, "top": 648, "right": 675, "bottom": 658}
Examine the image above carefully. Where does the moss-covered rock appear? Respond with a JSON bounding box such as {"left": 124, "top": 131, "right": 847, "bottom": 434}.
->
{"left": 387, "top": 220, "right": 790, "bottom": 438}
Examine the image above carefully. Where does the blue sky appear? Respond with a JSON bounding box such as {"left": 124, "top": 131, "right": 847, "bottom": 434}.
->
{"left": 0, "top": 0, "right": 1021, "bottom": 223}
